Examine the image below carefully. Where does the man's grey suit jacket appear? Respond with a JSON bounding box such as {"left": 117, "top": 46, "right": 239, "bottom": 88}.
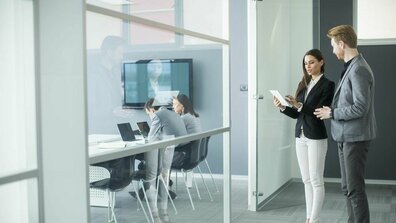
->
{"left": 331, "top": 54, "right": 378, "bottom": 142}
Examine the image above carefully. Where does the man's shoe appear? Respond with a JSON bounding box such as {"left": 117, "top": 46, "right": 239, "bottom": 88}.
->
{"left": 129, "top": 188, "right": 145, "bottom": 200}
{"left": 130, "top": 188, "right": 176, "bottom": 200}
{"left": 168, "top": 190, "right": 177, "bottom": 200}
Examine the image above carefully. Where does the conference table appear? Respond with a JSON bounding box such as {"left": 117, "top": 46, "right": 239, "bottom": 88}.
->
{"left": 87, "top": 133, "right": 195, "bottom": 206}
{"left": 88, "top": 134, "right": 145, "bottom": 157}
{"left": 88, "top": 134, "right": 148, "bottom": 206}
{"left": 88, "top": 133, "right": 165, "bottom": 166}
{"left": 88, "top": 128, "right": 228, "bottom": 164}
{"left": 87, "top": 128, "right": 228, "bottom": 208}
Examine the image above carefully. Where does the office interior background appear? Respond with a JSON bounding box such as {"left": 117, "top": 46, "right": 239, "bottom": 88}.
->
{"left": 1, "top": 0, "right": 396, "bottom": 222}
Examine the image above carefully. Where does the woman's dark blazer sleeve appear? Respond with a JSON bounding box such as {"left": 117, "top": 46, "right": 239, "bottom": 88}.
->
{"left": 280, "top": 76, "right": 335, "bottom": 139}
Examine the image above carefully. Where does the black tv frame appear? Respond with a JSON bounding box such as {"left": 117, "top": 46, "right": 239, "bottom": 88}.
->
{"left": 122, "top": 58, "right": 193, "bottom": 109}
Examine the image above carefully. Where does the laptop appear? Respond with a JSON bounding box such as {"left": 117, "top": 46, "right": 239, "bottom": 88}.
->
{"left": 136, "top": 121, "right": 150, "bottom": 138}
{"left": 117, "top": 123, "right": 138, "bottom": 142}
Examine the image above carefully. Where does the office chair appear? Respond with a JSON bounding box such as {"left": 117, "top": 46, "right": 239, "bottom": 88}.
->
{"left": 197, "top": 136, "right": 219, "bottom": 193}
{"left": 195, "top": 136, "right": 214, "bottom": 201}
{"left": 171, "top": 139, "right": 202, "bottom": 210}
{"left": 90, "top": 156, "right": 151, "bottom": 223}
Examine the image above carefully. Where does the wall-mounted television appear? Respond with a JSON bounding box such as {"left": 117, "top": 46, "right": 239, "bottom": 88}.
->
{"left": 122, "top": 59, "right": 193, "bottom": 108}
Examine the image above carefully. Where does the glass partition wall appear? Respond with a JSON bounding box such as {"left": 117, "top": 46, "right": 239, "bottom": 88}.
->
{"left": 0, "top": 0, "right": 39, "bottom": 222}
{"left": 86, "top": 1, "right": 230, "bottom": 222}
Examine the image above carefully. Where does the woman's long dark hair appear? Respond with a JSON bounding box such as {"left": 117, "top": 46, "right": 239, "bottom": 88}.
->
{"left": 177, "top": 94, "right": 199, "bottom": 117}
{"left": 295, "top": 49, "right": 325, "bottom": 97}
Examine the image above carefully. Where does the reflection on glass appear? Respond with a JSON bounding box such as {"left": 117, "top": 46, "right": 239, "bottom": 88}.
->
{"left": 129, "top": 0, "right": 175, "bottom": 22}
{"left": 87, "top": 15, "right": 227, "bottom": 222}
{"left": 86, "top": 0, "right": 229, "bottom": 45}
{"left": 86, "top": 0, "right": 123, "bottom": 11}
{"left": 87, "top": 35, "right": 137, "bottom": 134}
{"left": 129, "top": 0, "right": 175, "bottom": 45}
{"left": 86, "top": 20, "right": 227, "bottom": 135}
{"left": 87, "top": 0, "right": 175, "bottom": 45}
{"left": 0, "top": 0, "right": 37, "bottom": 176}
{"left": 0, "top": 179, "right": 38, "bottom": 223}
{"left": 183, "top": 0, "right": 229, "bottom": 44}
{"left": 130, "top": 23, "right": 176, "bottom": 45}
{"left": 89, "top": 166, "right": 224, "bottom": 222}
{"left": 86, "top": 11, "right": 123, "bottom": 49}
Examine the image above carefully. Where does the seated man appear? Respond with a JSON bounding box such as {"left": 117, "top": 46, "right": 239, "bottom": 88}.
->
{"left": 140, "top": 98, "right": 187, "bottom": 223}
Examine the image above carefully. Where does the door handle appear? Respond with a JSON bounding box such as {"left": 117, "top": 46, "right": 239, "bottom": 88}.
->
{"left": 252, "top": 94, "right": 264, "bottom": 100}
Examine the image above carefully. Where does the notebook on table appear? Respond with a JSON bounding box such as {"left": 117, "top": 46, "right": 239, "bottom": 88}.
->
{"left": 136, "top": 121, "right": 150, "bottom": 138}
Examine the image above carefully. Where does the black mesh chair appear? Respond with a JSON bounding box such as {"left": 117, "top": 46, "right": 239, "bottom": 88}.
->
{"left": 194, "top": 136, "right": 214, "bottom": 201}
{"left": 90, "top": 155, "right": 151, "bottom": 223}
{"left": 197, "top": 136, "right": 219, "bottom": 193}
{"left": 171, "top": 139, "right": 202, "bottom": 210}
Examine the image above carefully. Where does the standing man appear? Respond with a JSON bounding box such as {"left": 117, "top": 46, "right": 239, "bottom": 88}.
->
{"left": 314, "top": 25, "right": 377, "bottom": 223}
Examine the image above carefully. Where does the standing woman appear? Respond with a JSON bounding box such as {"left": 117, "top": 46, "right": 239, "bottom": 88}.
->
{"left": 273, "top": 49, "right": 335, "bottom": 223}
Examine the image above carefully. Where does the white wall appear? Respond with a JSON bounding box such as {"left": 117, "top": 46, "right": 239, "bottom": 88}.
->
{"left": 230, "top": 0, "right": 249, "bottom": 175}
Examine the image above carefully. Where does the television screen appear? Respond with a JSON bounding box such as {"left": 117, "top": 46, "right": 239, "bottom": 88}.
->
{"left": 122, "top": 59, "right": 192, "bottom": 108}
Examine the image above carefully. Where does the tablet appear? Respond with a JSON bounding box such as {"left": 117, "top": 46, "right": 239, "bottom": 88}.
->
{"left": 152, "top": 90, "right": 179, "bottom": 106}
{"left": 269, "top": 90, "right": 291, "bottom": 107}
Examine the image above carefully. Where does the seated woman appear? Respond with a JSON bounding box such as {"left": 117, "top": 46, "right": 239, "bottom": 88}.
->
{"left": 171, "top": 94, "right": 202, "bottom": 166}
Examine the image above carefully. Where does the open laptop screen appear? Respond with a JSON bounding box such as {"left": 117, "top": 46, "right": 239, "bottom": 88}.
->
{"left": 117, "top": 123, "right": 137, "bottom": 141}
{"left": 136, "top": 121, "right": 150, "bottom": 137}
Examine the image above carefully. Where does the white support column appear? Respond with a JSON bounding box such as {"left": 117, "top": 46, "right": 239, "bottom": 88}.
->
{"left": 223, "top": 45, "right": 231, "bottom": 222}
{"left": 36, "top": 0, "right": 89, "bottom": 222}
{"left": 247, "top": 0, "right": 258, "bottom": 212}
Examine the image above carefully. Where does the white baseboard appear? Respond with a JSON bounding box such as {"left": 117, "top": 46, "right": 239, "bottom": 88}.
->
{"left": 324, "top": 177, "right": 396, "bottom": 185}
{"left": 231, "top": 175, "right": 248, "bottom": 181}
{"left": 171, "top": 172, "right": 249, "bottom": 181}
{"left": 170, "top": 173, "right": 396, "bottom": 185}
{"left": 292, "top": 177, "right": 396, "bottom": 185}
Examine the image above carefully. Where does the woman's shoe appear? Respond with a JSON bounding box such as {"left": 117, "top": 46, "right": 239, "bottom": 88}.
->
{"left": 153, "top": 216, "right": 162, "bottom": 223}
{"left": 159, "top": 209, "right": 172, "bottom": 223}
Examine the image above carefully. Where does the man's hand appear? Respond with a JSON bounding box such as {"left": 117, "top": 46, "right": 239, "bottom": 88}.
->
{"left": 314, "top": 106, "right": 332, "bottom": 120}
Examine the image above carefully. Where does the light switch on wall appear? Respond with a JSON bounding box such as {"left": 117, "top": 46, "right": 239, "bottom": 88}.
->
{"left": 240, "top": 84, "right": 248, "bottom": 91}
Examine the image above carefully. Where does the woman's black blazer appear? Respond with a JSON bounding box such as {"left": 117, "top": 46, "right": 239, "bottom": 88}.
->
{"left": 281, "top": 76, "right": 335, "bottom": 139}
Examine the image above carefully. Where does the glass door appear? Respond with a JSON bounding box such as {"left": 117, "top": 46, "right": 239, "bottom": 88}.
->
{"left": 255, "top": 0, "right": 294, "bottom": 207}
{"left": 252, "top": 0, "right": 314, "bottom": 209}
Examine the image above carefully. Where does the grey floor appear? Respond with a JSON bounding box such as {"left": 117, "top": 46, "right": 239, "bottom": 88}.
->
{"left": 91, "top": 177, "right": 396, "bottom": 223}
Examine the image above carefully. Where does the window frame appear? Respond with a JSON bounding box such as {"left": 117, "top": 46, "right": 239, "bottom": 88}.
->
{"left": 354, "top": 0, "right": 396, "bottom": 46}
